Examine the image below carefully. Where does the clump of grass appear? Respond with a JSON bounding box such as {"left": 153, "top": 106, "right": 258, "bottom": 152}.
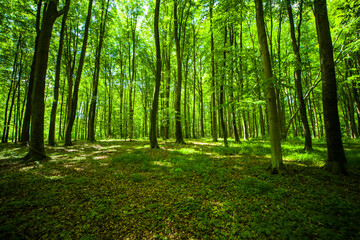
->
{"left": 111, "top": 151, "right": 153, "bottom": 172}
{"left": 112, "top": 151, "right": 151, "bottom": 165}
{"left": 346, "top": 149, "right": 360, "bottom": 166}
{"left": 238, "top": 177, "right": 275, "bottom": 195}
{"left": 131, "top": 173, "right": 146, "bottom": 182}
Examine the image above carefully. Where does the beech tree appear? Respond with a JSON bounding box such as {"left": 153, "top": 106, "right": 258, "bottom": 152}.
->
{"left": 150, "top": 0, "right": 161, "bottom": 148}
{"left": 24, "top": 0, "right": 69, "bottom": 161}
{"left": 314, "top": 0, "right": 347, "bottom": 174}
{"left": 65, "top": 0, "right": 93, "bottom": 146}
{"left": 255, "top": 0, "right": 285, "bottom": 174}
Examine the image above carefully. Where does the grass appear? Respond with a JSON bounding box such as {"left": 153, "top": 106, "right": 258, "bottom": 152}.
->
{"left": 0, "top": 138, "right": 359, "bottom": 239}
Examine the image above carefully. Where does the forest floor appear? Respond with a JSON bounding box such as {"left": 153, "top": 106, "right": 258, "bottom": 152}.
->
{"left": 1, "top": 138, "right": 360, "bottom": 239}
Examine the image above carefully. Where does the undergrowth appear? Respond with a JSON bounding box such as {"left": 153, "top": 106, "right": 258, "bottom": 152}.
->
{"left": 0, "top": 138, "right": 359, "bottom": 239}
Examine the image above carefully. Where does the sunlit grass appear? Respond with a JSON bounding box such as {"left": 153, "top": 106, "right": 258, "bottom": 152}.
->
{"left": 0, "top": 138, "right": 359, "bottom": 239}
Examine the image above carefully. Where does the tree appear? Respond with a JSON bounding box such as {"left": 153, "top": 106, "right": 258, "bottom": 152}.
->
{"left": 173, "top": 0, "right": 189, "bottom": 144}
{"left": 255, "top": 0, "right": 285, "bottom": 174}
{"left": 48, "top": 0, "right": 71, "bottom": 146}
{"left": 65, "top": 0, "right": 93, "bottom": 146}
{"left": 20, "top": 0, "right": 42, "bottom": 145}
{"left": 286, "top": 0, "right": 312, "bottom": 151}
{"left": 314, "top": 0, "right": 347, "bottom": 174}
{"left": 150, "top": 0, "right": 162, "bottom": 148}
{"left": 88, "top": 0, "right": 110, "bottom": 141}
{"left": 210, "top": 0, "right": 217, "bottom": 142}
{"left": 24, "top": 0, "right": 68, "bottom": 161}
{"left": 219, "top": 23, "right": 228, "bottom": 147}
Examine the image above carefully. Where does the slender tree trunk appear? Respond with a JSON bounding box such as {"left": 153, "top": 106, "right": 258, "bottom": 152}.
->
{"left": 174, "top": 0, "right": 185, "bottom": 144}
{"left": 199, "top": 56, "right": 205, "bottom": 138}
{"left": 220, "top": 24, "right": 228, "bottom": 147}
{"left": 65, "top": 0, "right": 93, "bottom": 146}
{"left": 287, "top": 0, "right": 312, "bottom": 150}
{"left": 150, "top": 0, "right": 161, "bottom": 148}
{"left": 88, "top": 0, "right": 109, "bottom": 142}
{"left": 210, "top": 0, "right": 217, "bottom": 142}
{"left": 48, "top": 0, "right": 71, "bottom": 146}
{"left": 255, "top": 0, "right": 285, "bottom": 174}
{"left": 314, "top": 0, "right": 347, "bottom": 174}
{"left": 2, "top": 36, "right": 20, "bottom": 143}
{"left": 229, "top": 26, "right": 240, "bottom": 143}
{"left": 192, "top": 25, "right": 197, "bottom": 139}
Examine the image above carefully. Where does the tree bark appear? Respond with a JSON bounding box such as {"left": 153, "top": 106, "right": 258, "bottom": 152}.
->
{"left": 65, "top": 0, "right": 93, "bottom": 146}
{"left": 150, "top": 0, "right": 161, "bottom": 148}
{"left": 220, "top": 24, "right": 228, "bottom": 147}
{"left": 48, "top": 0, "right": 71, "bottom": 146}
{"left": 174, "top": 0, "right": 185, "bottom": 144}
{"left": 24, "top": 1, "right": 63, "bottom": 161}
{"left": 255, "top": 0, "right": 285, "bottom": 174}
{"left": 21, "top": 0, "right": 42, "bottom": 145}
{"left": 314, "top": 0, "right": 347, "bottom": 174}
{"left": 210, "top": 0, "right": 217, "bottom": 142}
{"left": 229, "top": 26, "right": 240, "bottom": 143}
{"left": 88, "top": 0, "right": 109, "bottom": 142}
{"left": 286, "top": 0, "right": 312, "bottom": 150}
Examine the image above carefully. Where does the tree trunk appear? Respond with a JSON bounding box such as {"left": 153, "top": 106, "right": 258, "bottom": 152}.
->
{"left": 287, "top": 0, "right": 312, "bottom": 150}
{"left": 150, "top": 0, "right": 161, "bottom": 148}
{"left": 210, "top": 0, "right": 217, "bottom": 142}
{"left": 21, "top": 0, "right": 42, "bottom": 145}
{"left": 174, "top": 0, "right": 185, "bottom": 144}
{"left": 192, "top": 25, "right": 197, "bottom": 139}
{"left": 88, "top": 0, "right": 109, "bottom": 142}
{"left": 220, "top": 24, "right": 228, "bottom": 147}
{"left": 314, "top": 0, "right": 347, "bottom": 174}
{"left": 65, "top": 0, "right": 93, "bottom": 146}
{"left": 24, "top": 1, "right": 63, "bottom": 161}
{"left": 48, "top": 0, "right": 71, "bottom": 146}
{"left": 229, "top": 26, "right": 240, "bottom": 143}
{"left": 255, "top": 0, "right": 285, "bottom": 174}
{"left": 2, "top": 35, "right": 21, "bottom": 143}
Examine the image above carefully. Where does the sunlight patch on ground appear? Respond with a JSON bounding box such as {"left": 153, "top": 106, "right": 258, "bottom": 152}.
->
{"left": 93, "top": 155, "right": 108, "bottom": 160}
{"left": 65, "top": 149, "right": 79, "bottom": 152}
{"left": 233, "top": 165, "right": 243, "bottom": 170}
{"left": 192, "top": 141, "right": 219, "bottom": 146}
{"left": 153, "top": 161, "right": 172, "bottom": 167}
{"left": 44, "top": 175, "right": 64, "bottom": 180}
{"left": 20, "top": 166, "right": 35, "bottom": 172}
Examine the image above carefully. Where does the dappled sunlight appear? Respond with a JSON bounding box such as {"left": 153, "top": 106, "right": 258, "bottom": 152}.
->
{"left": 64, "top": 149, "right": 79, "bottom": 152}
{"left": 153, "top": 161, "right": 172, "bottom": 167}
{"left": 233, "top": 165, "right": 244, "bottom": 171}
{"left": 93, "top": 155, "right": 108, "bottom": 160}
{"left": 20, "top": 166, "right": 35, "bottom": 172}
{"left": 44, "top": 175, "right": 64, "bottom": 180}
{"left": 1, "top": 138, "right": 360, "bottom": 239}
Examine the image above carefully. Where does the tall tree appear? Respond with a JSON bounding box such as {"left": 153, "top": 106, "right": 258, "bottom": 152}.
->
{"left": 220, "top": 24, "right": 228, "bottom": 147}
{"left": 173, "top": 0, "right": 189, "bottom": 144}
{"left": 65, "top": 0, "right": 93, "bottom": 146}
{"left": 286, "top": 0, "right": 312, "bottom": 150}
{"left": 150, "top": 0, "right": 162, "bottom": 148}
{"left": 24, "top": 0, "right": 68, "bottom": 161}
{"left": 88, "top": 0, "right": 110, "bottom": 141}
{"left": 210, "top": 0, "right": 217, "bottom": 142}
{"left": 20, "top": 0, "right": 42, "bottom": 145}
{"left": 48, "top": 0, "right": 71, "bottom": 146}
{"left": 255, "top": 0, "right": 285, "bottom": 174}
{"left": 314, "top": 0, "right": 347, "bottom": 174}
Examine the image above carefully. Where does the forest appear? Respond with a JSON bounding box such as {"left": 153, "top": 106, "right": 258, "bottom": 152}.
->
{"left": 1, "top": 0, "right": 360, "bottom": 239}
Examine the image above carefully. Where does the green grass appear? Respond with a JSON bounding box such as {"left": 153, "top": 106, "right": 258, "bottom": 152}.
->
{"left": 0, "top": 138, "right": 359, "bottom": 239}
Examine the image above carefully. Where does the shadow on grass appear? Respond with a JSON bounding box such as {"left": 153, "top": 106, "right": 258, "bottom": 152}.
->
{"left": 1, "top": 139, "right": 360, "bottom": 239}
